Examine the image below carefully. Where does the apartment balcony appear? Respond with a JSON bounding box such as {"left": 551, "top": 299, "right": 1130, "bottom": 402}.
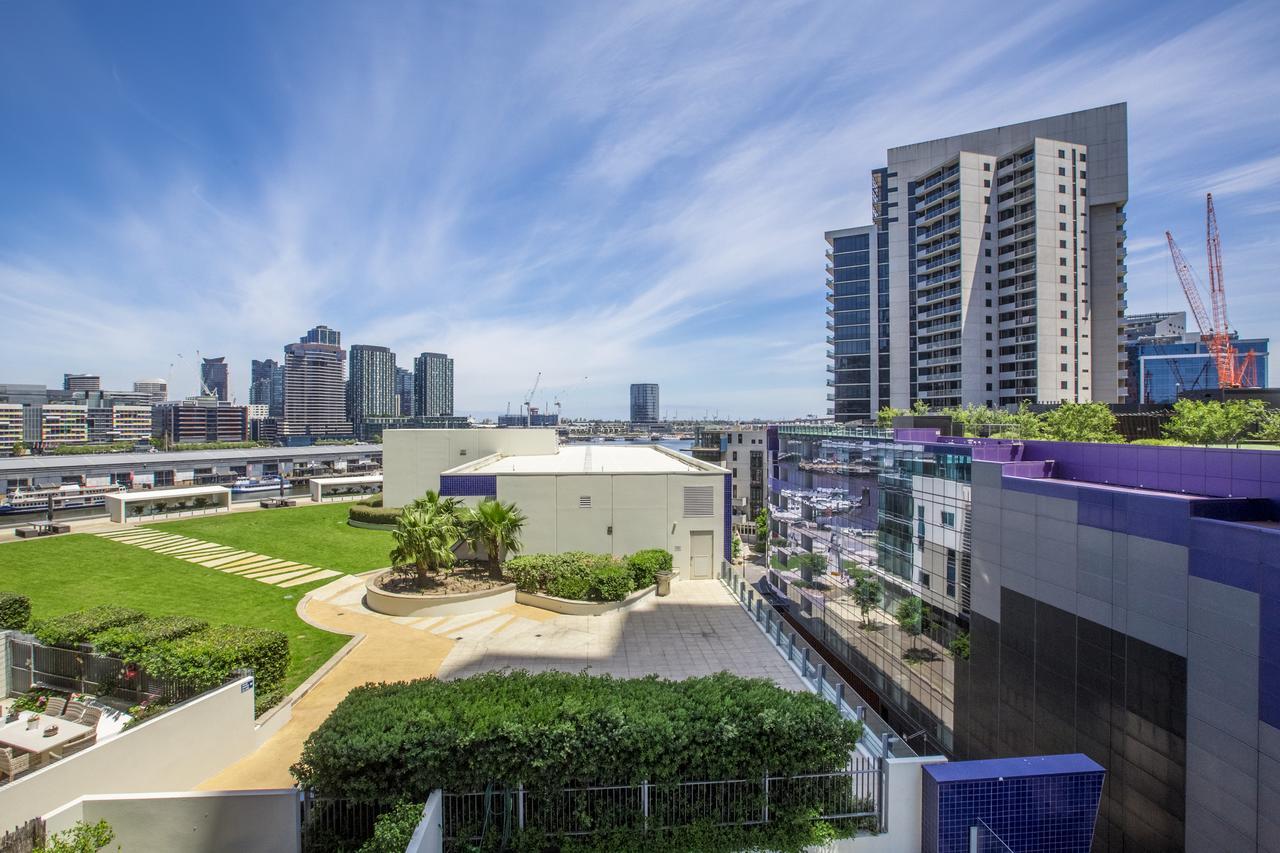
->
{"left": 1012, "top": 242, "right": 1036, "bottom": 261}
{"left": 917, "top": 318, "right": 962, "bottom": 336}
{"left": 826, "top": 393, "right": 835, "bottom": 401}
{"left": 1012, "top": 207, "right": 1036, "bottom": 226}
{"left": 826, "top": 378, "right": 835, "bottom": 388}
{"left": 916, "top": 352, "right": 960, "bottom": 367}
{"left": 1002, "top": 188, "right": 1035, "bottom": 207}
{"left": 826, "top": 320, "right": 835, "bottom": 332}
{"left": 916, "top": 387, "right": 961, "bottom": 401}
{"left": 916, "top": 301, "right": 961, "bottom": 322}
{"left": 1012, "top": 168, "right": 1035, "bottom": 190}
{"left": 916, "top": 164, "right": 960, "bottom": 194}
{"left": 825, "top": 335, "right": 834, "bottom": 346}
{"left": 915, "top": 267, "right": 962, "bottom": 289}
{"left": 916, "top": 285, "right": 963, "bottom": 307}
{"left": 915, "top": 254, "right": 960, "bottom": 276}
{"left": 915, "top": 235, "right": 961, "bottom": 261}
{"left": 825, "top": 249, "right": 833, "bottom": 262}
{"left": 1117, "top": 263, "right": 1127, "bottom": 275}
{"left": 916, "top": 336, "right": 961, "bottom": 354}
{"left": 919, "top": 368, "right": 962, "bottom": 383}
{"left": 826, "top": 363, "right": 834, "bottom": 374}
{"left": 915, "top": 198, "right": 960, "bottom": 226}
{"left": 825, "top": 264, "right": 833, "bottom": 276}
{"left": 1012, "top": 332, "right": 1037, "bottom": 344}
{"left": 825, "top": 292, "right": 835, "bottom": 304}
{"left": 826, "top": 305, "right": 835, "bottom": 318}
{"left": 916, "top": 218, "right": 960, "bottom": 242}
{"left": 997, "top": 224, "right": 1035, "bottom": 246}
{"left": 1017, "top": 150, "right": 1035, "bottom": 166}
{"left": 914, "top": 181, "right": 960, "bottom": 209}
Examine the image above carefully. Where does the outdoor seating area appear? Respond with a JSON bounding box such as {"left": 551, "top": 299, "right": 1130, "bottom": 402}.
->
{"left": 0, "top": 698, "right": 101, "bottom": 783}
{"left": 258, "top": 498, "right": 297, "bottom": 509}
{"left": 13, "top": 523, "right": 71, "bottom": 540}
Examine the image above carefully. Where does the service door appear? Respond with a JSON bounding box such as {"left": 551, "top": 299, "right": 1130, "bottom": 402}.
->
{"left": 689, "top": 530, "right": 714, "bottom": 579}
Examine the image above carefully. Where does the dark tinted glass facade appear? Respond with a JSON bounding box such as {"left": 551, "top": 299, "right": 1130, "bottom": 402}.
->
{"left": 629, "top": 383, "right": 659, "bottom": 423}
{"left": 955, "top": 590, "right": 1187, "bottom": 852}
{"left": 827, "top": 230, "right": 873, "bottom": 421}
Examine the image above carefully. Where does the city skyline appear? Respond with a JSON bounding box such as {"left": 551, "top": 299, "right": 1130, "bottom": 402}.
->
{"left": 2, "top": 2, "right": 1279, "bottom": 420}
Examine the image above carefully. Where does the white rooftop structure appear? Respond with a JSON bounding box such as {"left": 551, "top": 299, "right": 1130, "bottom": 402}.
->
{"left": 448, "top": 445, "right": 717, "bottom": 476}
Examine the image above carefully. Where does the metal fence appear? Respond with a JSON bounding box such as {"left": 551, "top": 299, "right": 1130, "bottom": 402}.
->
{"left": 297, "top": 791, "right": 395, "bottom": 853}
{"left": 7, "top": 635, "right": 215, "bottom": 706}
{"left": 718, "top": 561, "right": 916, "bottom": 761}
{"left": 440, "top": 766, "right": 880, "bottom": 849}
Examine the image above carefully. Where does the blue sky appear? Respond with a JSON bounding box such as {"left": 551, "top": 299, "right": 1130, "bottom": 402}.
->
{"left": 2, "top": 1, "right": 1278, "bottom": 420}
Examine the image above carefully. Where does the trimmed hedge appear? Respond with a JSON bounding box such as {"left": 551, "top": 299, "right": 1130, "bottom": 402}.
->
{"left": 349, "top": 504, "right": 400, "bottom": 526}
{"left": 140, "top": 624, "right": 290, "bottom": 697}
{"left": 358, "top": 493, "right": 385, "bottom": 508}
{"left": 625, "top": 549, "right": 672, "bottom": 588}
{"left": 294, "top": 670, "right": 860, "bottom": 803}
{"left": 0, "top": 592, "right": 31, "bottom": 630}
{"left": 33, "top": 605, "right": 145, "bottom": 647}
{"left": 92, "top": 615, "right": 208, "bottom": 661}
{"left": 504, "top": 549, "right": 672, "bottom": 602}
{"left": 357, "top": 802, "right": 424, "bottom": 853}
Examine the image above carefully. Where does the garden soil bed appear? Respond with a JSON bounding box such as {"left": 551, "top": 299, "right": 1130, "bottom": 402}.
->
{"left": 374, "top": 565, "right": 506, "bottom": 596}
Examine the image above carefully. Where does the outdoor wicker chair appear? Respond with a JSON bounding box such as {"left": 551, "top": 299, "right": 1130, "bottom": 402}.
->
{"left": 61, "top": 700, "right": 88, "bottom": 722}
{"left": 0, "top": 748, "right": 30, "bottom": 782}
{"left": 59, "top": 731, "right": 96, "bottom": 758}
{"left": 44, "top": 697, "right": 67, "bottom": 717}
{"left": 77, "top": 707, "right": 102, "bottom": 729}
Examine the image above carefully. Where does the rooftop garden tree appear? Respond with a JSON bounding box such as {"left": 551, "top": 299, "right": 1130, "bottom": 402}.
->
{"left": 788, "top": 551, "right": 827, "bottom": 583}
{"left": 1040, "top": 401, "right": 1123, "bottom": 443}
{"left": 1255, "top": 409, "right": 1280, "bottom": 443}
{"left": 463, "top": 498, "right": 526, "bottom": 580}
{"left": 1162, "top": 398, "right": 1266, "bottom": 446}
{"left": 754, "top": 508, "right": 769, "bottom": 549}
{"left": 389, "top": 493, "right": 463, "bottom": 586}
{"left": 895, "top": 596, "right": 925, "bottom": 658}
{"left": 850, "top": 577, "right": 883, "bottom": 629}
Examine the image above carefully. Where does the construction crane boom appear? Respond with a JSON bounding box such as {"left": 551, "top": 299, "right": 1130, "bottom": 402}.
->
{"left": 1165, "top": 232, "right": 1212, "bottom": 336}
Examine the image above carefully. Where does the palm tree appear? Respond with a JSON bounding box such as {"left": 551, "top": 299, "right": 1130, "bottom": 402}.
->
{"left": 464, "top": 499, "right": 527, "bottom": 579}
{"left": 390, "top": 491, "right": 464, "bottom": 587}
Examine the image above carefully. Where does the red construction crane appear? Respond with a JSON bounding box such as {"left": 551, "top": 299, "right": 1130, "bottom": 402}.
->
{"left": 1164, "top": 193, "right": 1258, "bottom": 390}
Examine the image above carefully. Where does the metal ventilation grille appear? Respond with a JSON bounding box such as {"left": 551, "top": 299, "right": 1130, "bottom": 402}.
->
{"left": 578, "top": 495, "right": 592, "bottom": 509}
{"left": 683, "top": 486, "right": 713, "bottom": 517}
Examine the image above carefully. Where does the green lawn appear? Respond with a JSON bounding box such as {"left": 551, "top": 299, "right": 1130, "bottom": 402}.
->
{"left": 0, "top": 534, "right": 348, "bottom": 693}
{"left": 149, "top": 503, "right": 394, "bottom": 573}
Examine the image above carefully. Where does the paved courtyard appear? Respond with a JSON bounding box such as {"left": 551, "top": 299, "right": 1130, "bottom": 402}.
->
{"left": 199, "top": 575, "right": 806, "bottom": 789}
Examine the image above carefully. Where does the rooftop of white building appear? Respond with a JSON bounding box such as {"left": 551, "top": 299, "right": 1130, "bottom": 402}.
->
{"left": 448, "top": 444, "right": 725, "bottom": 475}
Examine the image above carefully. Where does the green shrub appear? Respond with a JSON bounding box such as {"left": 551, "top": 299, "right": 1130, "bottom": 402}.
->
{"left": 0, "top": 592, "right": 31, "bottom": 630}
{"left": 254, "top": 688, "right": 286, "bottom": 717}
{"left": 93, "top": 615, "right": 208, "bottom": 661}
{"left": 141, "top": 624, "right": 289, "bottom": 697}
{"left": 293, "top": 670, "right": 861, "bottom": 803}
{"left": 503, "top": 554, "right": 558, "bottom": 593}
{"left": 33, "top": 606, "right": 145, "bottom": 647}
{"left": 349, "top": 504, "right": 400, "bottom": 525}
{"left": 357, "top": 802, "right": 424, "bottom": 853}
{"left": 545, "top": 554, "right": 593, "bottom": 600}
{"left": 34, "top": 818, "right": 115, "bottom": 853}
{"left": 590, "top": 561, "right": 634, "bottom": 601}
{"left": 626, "top": 549, "right": 672, "bottom": 588}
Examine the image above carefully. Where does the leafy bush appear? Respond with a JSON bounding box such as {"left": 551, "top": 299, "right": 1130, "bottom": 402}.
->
{"left": 141, "top": 624, "right": 289, "bottom": 697}
{"left": 545, "top": 555, "right": 593, "bottom": 600}
{"left": 591, "top": 561, "right": 634, "bottom": 601}
{"left": 33, "top": 606, "right": 145, "bottom": 647}
{"left": 503, "top": 554, "right": 558, "bottom": 593}
{"left": 625, "top": 549, "right": 672, "bottom": 588}
{"left": 93, "top": 615, "right": 208, "bottom": 661}
{"left": 34, "top": 819, "right": 115, "bottom": 853}
{"left": 293, "top": 670, "right": 861, "bottom": 803}
{"left": 349, "top": 504, "right": 400, "bottom": 525}
{"left": 357, "top": 493, "right": 384, "bottom": 508}
{"left": 255, "top": 688, "right": 286, "bottom": 717}
{"left": 357, "top": 802, "right": 424, "bottom": 853}
{"left": 0, "top": 591, "right": 31, "bottom": 630}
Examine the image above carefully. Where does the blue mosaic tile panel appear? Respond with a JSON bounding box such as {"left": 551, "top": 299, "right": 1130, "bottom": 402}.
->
{"left": 439, "top": 474, "right": 497, "bottom": 498}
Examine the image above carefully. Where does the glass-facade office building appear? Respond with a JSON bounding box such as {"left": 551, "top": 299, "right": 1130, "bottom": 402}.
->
{"left": 1128, "top": 337, "right": 1268, "bottom": 404}
{"left": 629, "top": 383, "right": 659, "bottom": 423}
{"left": 769, "top": 425, "right": 1280, "bottom": 851}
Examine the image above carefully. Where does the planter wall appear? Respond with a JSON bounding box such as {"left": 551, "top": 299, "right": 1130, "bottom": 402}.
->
{"left": 515, "top": 584, "right": 656, "bottom": 616}
{"left": 363, "top": 576, "right": 516, "bottom": 618}
{"left": 346, "top": 519, "right": 397, "bottom": 531}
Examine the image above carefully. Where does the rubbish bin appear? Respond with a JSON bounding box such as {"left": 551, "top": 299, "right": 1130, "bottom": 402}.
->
{"left": 655, "top": 570, "right": 674, "bottom": 597}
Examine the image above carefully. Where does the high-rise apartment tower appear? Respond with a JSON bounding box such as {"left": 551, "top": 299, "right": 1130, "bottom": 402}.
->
{"left": 348, "top": 345, "right": 397, "bottom": 427}
{"left": 200, "top": 357, "right": 230, "bottom": 402}
{"left": 413, "top": 352, "right": 454, "bottom": 418}
{"left": 827, "top": 104, "right": 1129, "bottom": 421}
{"left": 281, "top": 326, "right": 352, "bottom": 437}
{"left": 250, "top": 359, "right": 285, "bottom": 418}
{"left": 630, "top": 383, "right": 660, "bottom": 424}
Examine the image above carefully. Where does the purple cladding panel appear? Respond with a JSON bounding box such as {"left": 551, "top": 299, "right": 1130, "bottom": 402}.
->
{"left": 438, "top": 474, "right": 497, "bottom": 498}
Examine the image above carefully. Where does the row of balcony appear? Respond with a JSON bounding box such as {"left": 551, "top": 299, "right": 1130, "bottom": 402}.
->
{"left": 915, "top": 253, "right": 960, "bottom": 275}
{"left": 916, "top": 217, "right": 960, "bottom": 242}
{"left": 915, "top": 234, "right": 961, "bottom": 261}
{"left": 916, "top": 164, "right": 960, "bottom": 194}
{"left": 914, "top": 180, "right": 960, "bottom": 210}
{"left": 915, "top": 198, "right": 960, "bottom": 225}
{"left": 916, "top": 301, "right": 961, "bottom": 321}
{"left": 916, "top": 284, "right": 963, "bottom": 307}
{"left": 916, "top": 267, "right": 962, "bottom": 289}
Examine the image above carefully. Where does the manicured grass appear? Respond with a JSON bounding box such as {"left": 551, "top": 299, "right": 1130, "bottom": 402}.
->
{"left": 149, "top": 503, "right": 394, "bottom": 573}
{"left": 0, "top": 534, "right": 348, "bottom": 693}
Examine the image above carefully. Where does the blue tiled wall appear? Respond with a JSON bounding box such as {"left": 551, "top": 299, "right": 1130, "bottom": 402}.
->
{"left": 438, "top": 474, "right": 497, "bottom": 498}
{"left": 724, "top": 472, "right": 732, "bottom": 561}
{"left": 923, "top": 756, "right": 1105, "bottom": 853}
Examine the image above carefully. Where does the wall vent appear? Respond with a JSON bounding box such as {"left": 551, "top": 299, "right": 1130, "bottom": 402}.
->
{"left": 579, "top": 495, "right": 592, "bottom": 509}
{"left": 683, "top": 486, "right": 713, "bottom": 517}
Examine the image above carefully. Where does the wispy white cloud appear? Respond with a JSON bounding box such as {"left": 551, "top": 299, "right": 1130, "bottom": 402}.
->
{"left": 1, "top": 0, "right": 1278, "bottom": 416}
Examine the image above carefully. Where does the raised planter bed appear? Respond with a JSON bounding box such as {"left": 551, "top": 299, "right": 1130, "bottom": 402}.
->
{"left": 259, "top": 499, "right": 297, "bottom": 509}
{"left": 364, "top": 574, "right": 516, "bottom": 618}
{"left": 346, "top": 518, "right": 396, "bottom": 531}
{"left": 515, "top": 584, "right": 657, "bottom": 616}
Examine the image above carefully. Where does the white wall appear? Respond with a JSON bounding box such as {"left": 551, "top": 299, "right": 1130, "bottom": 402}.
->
{"left": 383, "top": 429, "right": 558, "bottom": 507}
{"left": 0, "top": 677, "right": 263, "bottom": 828}
{"left": 495, "top": 471, "right": 723, "bottom": 575}
{"left": 823, "top": 756, "right": 947, "bottom": 853}
{"left": 45, "top": 790, "right": 299, "bottom": 853}
{"left": 406, "top": 791, "right": 443, "bottom": 853}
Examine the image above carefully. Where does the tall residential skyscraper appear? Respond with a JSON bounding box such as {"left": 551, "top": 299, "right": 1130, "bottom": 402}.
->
{"left": 62, "top": 374, "right": 100, "bottom": 393}
{"left": 282, "top": 326, "right": 352, "bottom": 437}
{"left": 395, "top": 366, "right": 414, "bottom": 417}
{"left": 250, "top": 359, "right": 285, "bottom": 418}
{"left": 827, "top": 103, "right": 1129, "bottom": 421}
{"left": 348, "top": 345, "right": 397, "bottom": 427}
{"left": 629, "top": 383, "right": 659, "bottom": 423}
{"left": 132, "top": 379, "right": 168, "bottom": 404}
{"left": 300, "top": 325, "right": 341, "bottom": 346}
{"left": 200, "top": 357, "right": 230, "bottom": 402}
{"left": 413, "top": 352, "right": 454, "bottom": 417}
